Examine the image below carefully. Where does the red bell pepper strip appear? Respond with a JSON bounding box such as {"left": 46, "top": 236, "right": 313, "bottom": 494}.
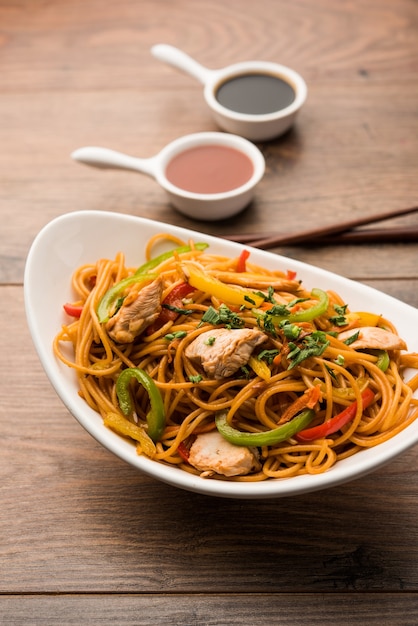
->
{"left": 177, "top": 441, "right": 191, "bottom": 462}
{"left": 162, "top": 282, "right": 195, "bottom": 308}
{"left": 236, "top": 249, "right": 250, "bottom": 272}
{"left": 63, "top": 303, "right": 83, "bottom": 318}
{"left": 146, "top": 282, "right": 195, "bottom": 334}
{"left": 287, "top": 269, "right": 297, "bottom": 281}
{"left": 295, "top": 387, "right": 375, "bottom": 442}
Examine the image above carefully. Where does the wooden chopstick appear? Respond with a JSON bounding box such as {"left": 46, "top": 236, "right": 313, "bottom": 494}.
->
{"left": 222, "top": 205, "right": 418, "bottom": 249}
{"left": 222, "top": 227, "right": 418, "bottom": 247}
{"left": 298, "top": 226, "right": 418, "bottom": 245}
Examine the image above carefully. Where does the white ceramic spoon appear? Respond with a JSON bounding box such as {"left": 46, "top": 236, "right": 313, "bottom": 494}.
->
{"left": 71, "top": 132, "right": 265, "bottom": 221}
{"left": 151, "top": 44, "right": 307, "bottom": 141}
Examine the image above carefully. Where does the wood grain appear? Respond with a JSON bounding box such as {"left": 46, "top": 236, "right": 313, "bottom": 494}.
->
{"left": 1, "top": 594, "right": 418, "bottom": 625}
{"left": 1, "top": 0, "right": 418, "bottom": 621}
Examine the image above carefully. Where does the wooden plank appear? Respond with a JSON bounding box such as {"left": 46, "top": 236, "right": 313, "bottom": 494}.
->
{"left": 1, "top": 594, "right": 418, "bottom": 625}
{"left": 0, "top": 0, "right": 416, "bottom": 91}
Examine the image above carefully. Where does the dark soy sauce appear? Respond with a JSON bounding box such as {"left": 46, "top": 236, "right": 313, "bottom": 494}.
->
{"left": 215, "top": 73, "right": 296, "bottom": 115}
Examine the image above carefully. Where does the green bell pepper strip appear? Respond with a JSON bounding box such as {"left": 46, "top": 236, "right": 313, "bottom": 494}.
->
{"left": 97, "top": 243, "right": 208, "bottom": 324}
{"left": 373, "top": 350, "right": 390, "bottom": 372}
{"left": 134, "top": 242, "right": 208, "bottom": 275}
{"left": 215, "top": 408, "right": 315, "bottom": 447}
{"left": 116, "top": 368, "right": 165, "bottom": 442}
{"left": 273, "top": 288, "right": 329, "bottom": 323}
{"left": 97, "top": 273, "right": 156, "bottom": 324}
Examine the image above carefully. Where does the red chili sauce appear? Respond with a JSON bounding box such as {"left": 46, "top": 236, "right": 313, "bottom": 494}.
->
{"left": 165, "top": 144, "right": 254, "bottom": 194}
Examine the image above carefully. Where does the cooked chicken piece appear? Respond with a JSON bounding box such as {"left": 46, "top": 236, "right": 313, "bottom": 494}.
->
{"left": 185, "top": 328, "right": 267, "bottom": 379}
{"left": 338, "top": 326, "right": 407, "bottom": 351}
{"left": 106, "top": 277, "right": 163, "bottom": 343}
{"left": 210, "top": 271, "right": 300, "bottom": 292}
{"left": 188, "top": 430, "right": 261, "bottom": 477}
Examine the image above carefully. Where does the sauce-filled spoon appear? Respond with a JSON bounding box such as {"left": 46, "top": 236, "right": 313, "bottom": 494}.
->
{"left": 71, "top": 132, "right": 265, "bottom": 221}
{"left": 151, "top": 44, "right": 307, "bottom": 141}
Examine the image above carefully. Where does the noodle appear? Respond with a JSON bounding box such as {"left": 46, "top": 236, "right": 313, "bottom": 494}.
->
{"left": 54, "top": 235, "right": 418, "bottom": 481}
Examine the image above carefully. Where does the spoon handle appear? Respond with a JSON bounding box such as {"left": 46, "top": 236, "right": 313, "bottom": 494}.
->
{"left": 71, "top": 147, "right": 156, "bottom": 177}
{"left": 151, "top": 44, "right": 215, "bottom": 85}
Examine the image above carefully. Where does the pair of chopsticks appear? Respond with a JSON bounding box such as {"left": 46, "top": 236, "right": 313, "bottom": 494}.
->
{"left": 222, "top": 205, "right": 418, "bottom": 249}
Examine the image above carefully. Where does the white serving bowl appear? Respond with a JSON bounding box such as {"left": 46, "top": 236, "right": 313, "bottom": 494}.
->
{"left": 71, "top": 132, "right": 265, "bottom": 221}
{"left": 151, "top": 44, "right": 307, "bottom": 141}
{"left": 24, "top": 211, "right": 418, "bottom": 499}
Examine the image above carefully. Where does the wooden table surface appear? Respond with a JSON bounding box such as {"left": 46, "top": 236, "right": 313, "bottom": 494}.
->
{"left": 1, "top": 0, "right": 418, "bottom": 623}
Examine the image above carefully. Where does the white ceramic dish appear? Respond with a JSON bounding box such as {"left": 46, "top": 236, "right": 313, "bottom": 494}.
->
{"left": 24, "top": 211, "right": 418, "bottom": 499}
{"left": 72, "top": 132, "right": 265, "bottom": 221}
{"left": 151, "top": 44, "right": 307, "bottom": 141}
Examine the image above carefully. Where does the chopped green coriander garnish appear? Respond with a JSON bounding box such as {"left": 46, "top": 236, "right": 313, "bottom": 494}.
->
{"left": 258, "top": 349, "right": 280, "bottom": 364}
{"left": 279, "top": 320, "right": 302, "bottom": 340}
{"left": 325, "top": 364, "right": 338, "bottom": 380}
{"left": 200, "top": 304, "right": 244, "bottom": 329}
{"left": 287, "top": 331, "right": 330, "bottom": 369}
{"left": 329, "top": 304, "right": 348, "bottom": 327}
{"left": 335, "top": 304, "right": 348, "bottom": 315}
{"left": 257, "top": 313, "right": 277, "bottom": 337}
{"left": 268, "top": 303, "right": 292, "bottom": 317}
{"left": 240, "top": 365, "right": 250, "bottom": 378}
{"left": 343, "top": 331, "right": 360, "bottom": 346}
{"left": 164, "top": 330, "right": 187, "bottom": 341}
{"left": 163, "top": 303, "right": 194, "bottom": 315}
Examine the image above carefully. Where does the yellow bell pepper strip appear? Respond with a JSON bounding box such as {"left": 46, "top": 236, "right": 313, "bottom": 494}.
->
{"left": 97, "top": 273, "right": 156, "bottom": 324}
{"left": 349, "top": 311, "right": 382, "bottom": 327}
{"left": 295, "top": 387, "right": 375, "bottom": 442}
{"left": 215, "top": 408, "right": 315, "bottom": 447}
{"left": 248, "top": 355, "right": 271, "bottom": 381}
{"left": 312, "top": 376, "right": 369, "bottom": 401}
{"left": 186, "top": 264, "right": 264, "bottom": 309}
{"left": 116, "top": 367, "right": 165, "bottom": 442}
{"left": 104, "top": 412, "right": 156, "bottom": 457}
{"left": 135, "top": 242, "right": 208, "bottom": 275}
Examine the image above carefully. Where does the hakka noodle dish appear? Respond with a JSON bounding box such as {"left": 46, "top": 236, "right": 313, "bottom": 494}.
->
{"left": 54, "top": 233, "right": 418, "bottom": 482}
